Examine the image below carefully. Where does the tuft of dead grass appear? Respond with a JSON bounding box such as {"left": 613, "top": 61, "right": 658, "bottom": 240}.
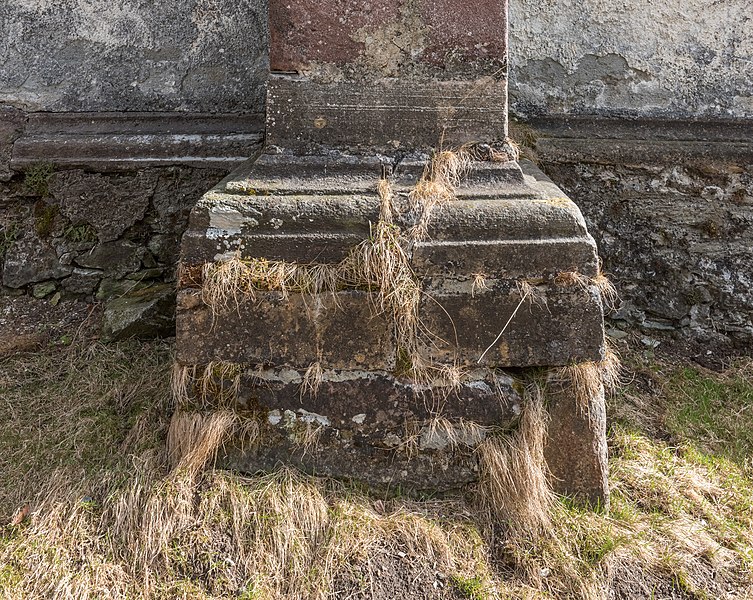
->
{"left": 552, "top": 347, "right": 624, "bottom": 422}
{"left": 408, "top": 147, "right": 472, "bottom": 241}
{"left": 476, "top": 381, "right": 555, "bottom": 538}
{"left": 471, "top": 272, "right": 489, "bottom": 297}
{"left": 171, "top": 361, "right": 245, "bottom": 409}
{"left": 300, "top": 361, "right": 324, "bottom": 399}
{"left": 593, "top": 270, "right": 619, "bottom": 312}
{"left": 201, "top": 254, "right": 340, "bottom": 317}
{"left": 166, "top": 410, "right": 238, "bottom": 475}
{"left": 554, "top": 269, "right": 619, "bottom": 314}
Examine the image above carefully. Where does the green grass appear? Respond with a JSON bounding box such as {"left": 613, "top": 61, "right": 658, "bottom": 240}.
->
{"left": 450, "top": 574, "right": 488, "bottom": 599}
{"left": 63, "top": 223, "right": 98, "bottom": 243}
{"left": 23, "top": 163, "right": 55, "bottom": 197}
{"left": 0, "top": 222, "right": 18, "bottom": 259}
{"left": 33, "top": 202, "right": 58, "bottom": 238}
{"left": 665, "top": 365, "right": 753, "bottom": 468}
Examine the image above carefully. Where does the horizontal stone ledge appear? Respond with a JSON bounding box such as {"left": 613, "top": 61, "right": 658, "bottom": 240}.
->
{"left": 9, "top": 111, "right": 264, "bottom": 172}
{"left": 528, "top": 116, "right": 753, "bottom": 165}
{"left": 418, "top": 285, "right": 605, "bottom": 367}
{"left": 181, "top": 160, "right": 594, "bottom": 266}
{"left": 535, "top": 138, "right": 753, "bottom": 167}
{"left": 220, "top": 429, "right": 483, "bottom": 493}
{"left": 267, "top": 77, "right": 508, "bottom": 153}
{"left": 234, "top": 367, "right": 523, "bottom": 430}
{"left": 221, "top": 153, "right": 529, "bottom": 196}
{"left": 176, "top": 278, "right": 605, "bottom": 369}
{"left": 529, "top": 115, "right": 753, "bottom": 143}
{"left": 412, "top": 237, "right": 599, "bottom": 280}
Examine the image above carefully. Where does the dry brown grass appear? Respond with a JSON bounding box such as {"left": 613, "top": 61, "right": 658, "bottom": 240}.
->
{"left": 555, "top": 269, "right": 619, "bottom": 314}
{"left": 2, "top": 340, "right": 753, "bottom": 599}
{"left": 201, "top": 254, "right": 340, "bottom": 317}
{"left": 550, "top": 348, "right": 623, "bottom": 428}
{"left": 171, "top": 361, "right": 245, "bottom": 409}
{"left": 477, "top": 382, "right": 555, "bottom": 538}
{"left": 593, "top": 271, "right": 619, "bottom": 312}
{"left": 408, "top": 148, "right": 472, "bottom": 241}
{"left": 471, "top": 272, "right": 489, "bottom": 297}
{"left": 166, "top": 410, "right": 238, "bottom": 474}
{"left": 300, "top": 361, "right": 324, "bottom": 399}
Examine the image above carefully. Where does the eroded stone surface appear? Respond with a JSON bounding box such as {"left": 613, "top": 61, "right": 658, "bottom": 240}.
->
{"left": 544, "top": 372, "right": 609, "bottom": 508}
{"left": 419, "top": 283, "right": 604, "bottom": 367}
{"left": 270, "top": 0, "right": 506, "bottom": 78}
{"left": 101, "top": 283, "right": 175, "bottom": 341}
{"left": 49, "top": 170, "right": 157, "bottom": 242}
{"left": 509, "top": 0, "right": 753, "bottom": 119}
{"left": 533, "top": 118, "right": 753, "bottom": 349}
{"left": 218, "top": 365, "right": 523, "bottom": 493}
{"left": 176, "top": 289, "right": 395, "bottom": 370}
{"left": 0, "top": 1, "right": 268, "bottom": 112}
{"left": 3, "top": 226, "right": 72, "bottom": 288}
{"left": 237, "top": 367, "right": 522, "bottom": 429}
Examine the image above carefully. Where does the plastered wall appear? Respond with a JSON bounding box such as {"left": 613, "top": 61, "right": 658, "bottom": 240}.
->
{"left": 508, "top": 0, "right": 753, "bottom": 118}
{"left": 0, "top": 0, "right": 268, "bottom": 112}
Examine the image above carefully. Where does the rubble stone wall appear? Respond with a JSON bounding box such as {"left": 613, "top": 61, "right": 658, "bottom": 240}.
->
{"left": 531, "top": 119, "right": 753, "bottom": 351}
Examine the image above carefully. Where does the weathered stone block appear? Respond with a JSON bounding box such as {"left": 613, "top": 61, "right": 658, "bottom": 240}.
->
{"left": 176, "top": 288, "right": 395, "bottom": 370}
{"left": 178, "top": 157, "right": 604, "bottom": 369}
{"left": 101, "top": 283, "right": 176, "bottom": 341}
{"left": 2, "top": 226, "right": 72, "bottom": 288}
{"left": 218, "top": 366, "right": 523, "bottom": 492}
{"left": 222, "top": 429, "right": 482, "bottom": 492}
{"left": 74, "top": 240, "right": 142, "bottom": 278}
{"left": 544, "top": 373, "right": 609, "bottom": 508}
{"left": 269, "top": 0, "right": 506, "bottom": 75}
{"left": 48, "top": 170, "right": 156, "bottom": 242}
{"left": 419, "top": 284, "right": 605, "bottom": 367}
{"left": 267, "top": 78, "right": 508, "bottom": 153}
{"left": 238, "top": 368, "right": 522, "bottom": 429}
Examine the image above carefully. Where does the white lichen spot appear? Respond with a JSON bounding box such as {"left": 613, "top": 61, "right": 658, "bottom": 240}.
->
{"left": 351, "top": 413, "right": 367, "bottom": 425}
{"left": 267, "top": 410, "right": 282, "bottom": 426}
{"left": 297, "top": 409, "right": 330, "bottom": 427}
{"left": 269, "top": 218, "right": 283, "bottom": 229}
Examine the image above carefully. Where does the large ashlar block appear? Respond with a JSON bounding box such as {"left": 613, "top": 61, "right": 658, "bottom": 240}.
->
{"left": 178, "top": 155, "right": 605, "bottom": 370}
{"left": 215, "top": 367, "right": 524, "bottom": 492}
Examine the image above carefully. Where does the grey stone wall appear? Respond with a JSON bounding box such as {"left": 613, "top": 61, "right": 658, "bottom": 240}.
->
{"left": 1, "top": 165, "right": 229, "bottom": 336}
{"left": 509, "top": 0, "right": 753, "bottom": 119}
{"left": 5, "top": 0, "right": 751, "bottom": 119}
{"left": 531, "top": 119, "right": 753, "bottom": 351}
{"left": 0, "top": 0, "right": 268, "bottom": 112}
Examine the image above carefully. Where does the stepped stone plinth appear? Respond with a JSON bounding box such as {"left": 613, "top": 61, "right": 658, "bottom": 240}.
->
{"left": 176, "top": 0, "right": 610, "bottom": 503}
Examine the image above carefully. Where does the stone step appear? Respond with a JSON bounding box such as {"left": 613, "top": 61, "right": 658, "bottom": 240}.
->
{"left": 211, "top": 366, "right": 523, "bottom": 493}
